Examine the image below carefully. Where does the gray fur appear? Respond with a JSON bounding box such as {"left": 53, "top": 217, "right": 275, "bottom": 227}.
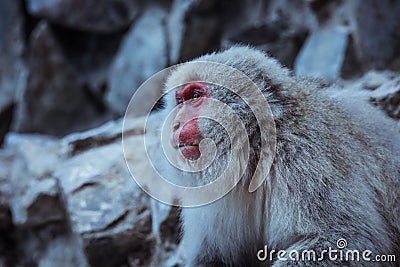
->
{"left": 157, "top": 46, "right": 399, "bottom": 266}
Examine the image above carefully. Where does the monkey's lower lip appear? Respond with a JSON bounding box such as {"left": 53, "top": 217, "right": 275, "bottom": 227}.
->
{"left": 178, "top": 144, "right": 201, "bottom": 160}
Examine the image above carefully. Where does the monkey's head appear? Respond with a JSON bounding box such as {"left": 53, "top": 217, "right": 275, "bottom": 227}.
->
{"left": 169, "top": 81, "right": 208, "bottom": 161}
{"left": 162, "top": 79, "right": 235, "bottom": 187}
{"left": 161, "top": 46, "right": 281, "bottom": 188}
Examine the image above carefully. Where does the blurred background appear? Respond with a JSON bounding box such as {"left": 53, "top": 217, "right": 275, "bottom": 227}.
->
{"left": 0, "top": 0, "right": 399, "bottom": 266}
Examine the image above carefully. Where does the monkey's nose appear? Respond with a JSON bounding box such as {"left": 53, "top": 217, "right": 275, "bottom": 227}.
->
{"left": 172, "top": 121, "right": 180, "bottom": 132}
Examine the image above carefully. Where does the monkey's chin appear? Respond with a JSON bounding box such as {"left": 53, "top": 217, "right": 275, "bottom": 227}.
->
{"left": 179, "top": 145, "right": 201, "bottom": 160}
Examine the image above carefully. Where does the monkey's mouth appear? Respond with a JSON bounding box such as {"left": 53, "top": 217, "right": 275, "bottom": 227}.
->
{"left": 178, "top": 143, "right": 200, "bottom": 160}
{"left": 178, "top": 143, "right": 199, "bottom": 148}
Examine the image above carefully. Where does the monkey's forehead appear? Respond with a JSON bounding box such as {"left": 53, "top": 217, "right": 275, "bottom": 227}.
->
{"left": 164, "top": 62, "right": 254, "bottom": 97}
{"left": 164, "top": 46, "right": 292, "bottom": 93}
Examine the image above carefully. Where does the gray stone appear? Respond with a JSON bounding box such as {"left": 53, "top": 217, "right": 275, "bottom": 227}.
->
{"left": 0, "top": 115, "right": 181, "bottom": 266}
{"left": 62, "top": 116, "right": 148, "bottom": 155}
{"left": 2, "top": 133, "right": 89, "bottom": 266}
{"left": 224, "top": 22, "right": 308, "bottom": 69}
{"left": 358, "top": 70, "right": 396, "bottom": 90}
{"left": 37, "top": 235, "right": 88, "bottom": 267}
{"left": 55, "top": 131, "right": 160, "bottom": 266}
{"left": 54, "top": 142, "right": 138, "bottom": 231}
{"left": 352, "top": 0, "right": 400, "bottom": 70}
{"left": 17, "top": 226, "right": 89, "bottom": 267}
{"left": 14, "top": 21, "right": 106, "bottom": 136}
{"left": 0, "top": 0, "right": 26, "bottom": 145}
{"left": 107, "top": 4, "right": 168, "bottom": 115}
{"left": 294, "top": 26, "right": 348, "bottom": 81}
{"left": 0, "top": 150, "right": 14, "bottom": 204}
{"left": 222, "top": 0, "right": 313, "bottom": 68}
{"left": 268, "top": 0, "right": 316, "bottom": 29}
{"left": 26, "top": 0, "right": 141, "bottom": 33}
{"left": 312, "top": 0, "right": 400, "bottom": 78}
{"left": 48, "top": 26, "right": 126, "bottom": 114}
{"left": 168, "top": 0, "right": 221, "bottom": 63}
{"left": 63, "top": 118, "right": 125, "bottom": 156}
{"left": 5, "top": 134, "right": 64, "bottom": 227}
{"left": 0, "top": 149, "right": 16, "bottom": 267}
{"left": 370, "top": 77, "right": 400, "bottom": 119}
{"left": 219, "top": 0, "right": 270, "bottom": 39}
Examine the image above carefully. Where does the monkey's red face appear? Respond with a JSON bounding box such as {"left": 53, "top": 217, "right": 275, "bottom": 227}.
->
{"left": 171, "top": 82, "right": 208, "bottom": 160}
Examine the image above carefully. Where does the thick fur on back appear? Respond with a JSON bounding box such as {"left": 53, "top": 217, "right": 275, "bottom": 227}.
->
{"left": 160, "top": 46, "right": 400, "bottom": 266}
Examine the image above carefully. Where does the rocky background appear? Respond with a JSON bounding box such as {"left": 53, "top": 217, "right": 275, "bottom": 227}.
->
{"left": 0, "top": 0, "right": 399, "bottom": 266}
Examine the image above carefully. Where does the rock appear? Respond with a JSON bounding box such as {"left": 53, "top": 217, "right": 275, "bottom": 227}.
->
{"left": 352, "top": 0, "right": 400, "bottom": 70}
{"left": 309, "top": 0, "right": 344, "bottom": 24}
{"left": 339, "top": 0, "right": 400, "bottom": 78}
{"left": 318, "top": 0, "right": 400, "bottom": 78}
{"left": 361, "top": 70, "right": 395, "bottom": 90}
{"left": 14, "top": 21, "right": 107, "bottom": 136}
{"left": 0, "top": 150, "right": 16, "bottom": 267}
{"left": 0, "top": 0, "right": 26, "bottom": 146}
{"left": 63, "top": 116, "right": 149, "bottom": 156}
{"left": 48, "top": 24, "right": 126, "bottom": 114}
{"left": 0, "top": 150, "right": 14, "bottom": 206}
{"left": 168, "top": 0, "right": 221, "bottom": 63}
{"left": 340, "top": 34, "right": 365, "bottom": 79}
{"left": 64, "top": 118, "right": 123, "bottom": 156}
{"left": 295, "top": 0, "right": 400, "bottom": 79}
{"left": 6, "top": 134, "right": 64, "bottom": 227}
{"left": 25, "top": 0, "right": 141, "bottom": 33}
{"left": 0, "top": 115, "right": 183, "bottom": 266}
{"left": 37, "top": 235, "right": 88, "bottom": 267}
{"left": 220, "top": 0, "right": 313, "bottom": 68}
{"left": 268, "top": 0, "right": 316, "bottom": 29}
{"left": 3, "top": 133, "right": 88, "bottom": 266}
{"left": 0, "top": 104, "right": 14, "bottom": 147}
{"left": 294, "top": 26, "right": 348, "bottom": 81}
{"left": 148, "top": 206, "right": 181, "bottom": 267}
{"left": 225, "top": 22, "right": 308, "bottom": 69}
{"left": 218, "top": 0, "right": 268, "bottom": 39}
{"left": 17, "top": 226, "right": 89, "bottom": 267}
{"left": 0, "top": 203, "right": 15, "bottom": 267}
{"left": 53, "top": 118, "right": 175, "bottom": 266}
{"left": 370, "top": 77, "right": 400, "bottom": 119}
{"left": 342, "top": 70, "right": 396, "bottom": 92}
{"left": 54, "top": 142, "right": 141, "bottom": 232}
{"left": 107, "top": 4, "right": 169, "bottom": 115}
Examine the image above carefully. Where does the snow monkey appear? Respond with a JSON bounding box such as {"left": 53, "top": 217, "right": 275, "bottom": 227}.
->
{"left": 152, "top": 46, "right": 399, "bottom": 266}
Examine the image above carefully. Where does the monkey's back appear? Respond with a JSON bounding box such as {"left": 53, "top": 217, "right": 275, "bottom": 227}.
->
{"left": 269, "top": 78, "right": 399, "bottom": 254}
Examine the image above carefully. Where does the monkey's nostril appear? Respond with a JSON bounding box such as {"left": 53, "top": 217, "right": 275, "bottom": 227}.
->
{"left": 172, "top": 122, "right": 180, "bottom": 132}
